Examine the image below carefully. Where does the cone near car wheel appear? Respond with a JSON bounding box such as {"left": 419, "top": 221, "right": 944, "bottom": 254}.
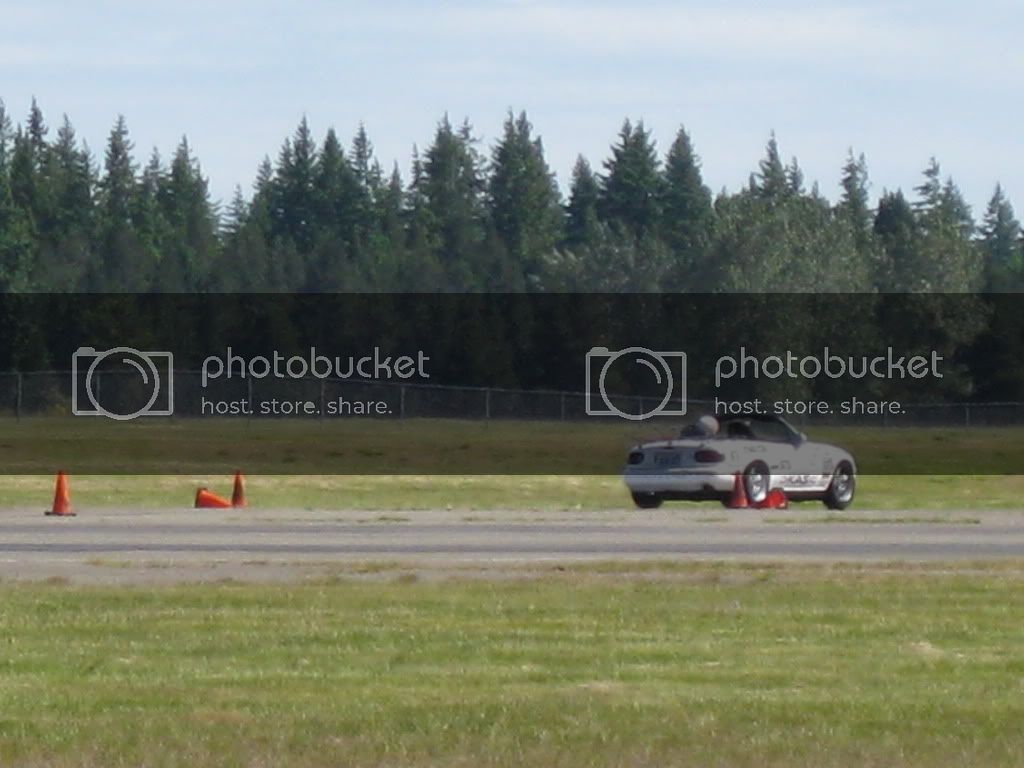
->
{"left": 824, "top": 461, "right": 856, "bottom": 510}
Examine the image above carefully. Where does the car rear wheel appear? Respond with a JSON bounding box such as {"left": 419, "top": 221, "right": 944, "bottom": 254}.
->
{"left": 743, "top": 461, "right": 770, "bottom": 504}
{"left": 824, "top": 462, "right": 856, "bottom": 510}
{"left": 631, "top": 492, "right": 664, "bottom": 509}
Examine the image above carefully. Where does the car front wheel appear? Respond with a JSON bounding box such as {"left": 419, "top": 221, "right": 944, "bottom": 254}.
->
{"left": 824, "top": 462, "right": 856, "bottom": 510}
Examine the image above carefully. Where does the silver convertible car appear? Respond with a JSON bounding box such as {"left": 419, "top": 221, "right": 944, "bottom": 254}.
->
{"left": 623, "top": 413, "right": 857, "bottom": 510}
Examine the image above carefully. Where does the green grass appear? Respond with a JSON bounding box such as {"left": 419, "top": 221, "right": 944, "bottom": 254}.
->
{"left": 1, "top": 473, "right": 1023, "bottom": 511}
{"left": 0, "top": 417, "right": 1022, "bottom": 474}
{"left": 2, "top": 564, "right": 1024, "bottom": 766}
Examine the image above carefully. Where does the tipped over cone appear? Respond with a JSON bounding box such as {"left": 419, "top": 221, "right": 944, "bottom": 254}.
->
{"left": 727, "top": 472, "right": 749, "bottom": 509}
{"left": 195, "top": 487, "right": 232, "bottom": 509}
{"left": 755, "top": 487, "right": 789, "bottom": 510}
{"left": 231, "top": 471, "right": 247, "bottom": 508}
{"left": 45, "top": 471, "right": 75, "bottom": 517}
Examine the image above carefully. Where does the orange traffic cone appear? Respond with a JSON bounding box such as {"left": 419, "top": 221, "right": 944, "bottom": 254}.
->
{"left": 231, "top": 471, "right": 247, "bottom": 508}
{"left": 195, "top": 487, "right": 232, "bottom": 509}
{"left": 45, "top": 471, "right": 76, "bottom": 517}
{"left": 755, "top": 487, "right": 789, "bottom": 509}
{"left": 727, "top": 472, "right": 749, "bottom": 509}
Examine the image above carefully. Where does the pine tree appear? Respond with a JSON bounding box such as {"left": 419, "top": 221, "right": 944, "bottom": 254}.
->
{"left": 981, "top": 184, "right": 1022, "bottom": 290}
{"left": 874, "top": 189, "right": 919, "bottom": 290}
{"left": 659, "top": 126, "right": 713, "bottom": 283}
{"left": 315, "top": 127, "right": 365, "bottom": 249}
{"left": 837, "top": 150, "right": 873, "bottom": 255}
{"left": 94, "top": 115, "right": 152, "bottom": 290}
{"left": 599, "top": 119, "right": 662, "bottom": 236}
{"left": 272, "top": 117, "right": 318, "bottom": 256}
{"left": 223, "top": 185, "right": 248, "bottom": 237}
{"left": 911, "top": 160, "right": 981, "bottom": 291}
{"left": 376, "top": 163, "right": 404, "bottom": 242}
{"left": 913, "top": 157, "right": 943, "bottom": 216}
{"left": 99, "top": 115, "right": 137, "bottom": 228}
{"left": 27, "top": 98, "right": 48, "bottom": 167}
{"left": 156, "top": 137, "right": 218, "bottom": 289}
{"left": 785, "top": 157, "right": 804, "bottom": 196}
{"left": 487, "top": 110, "right": 563, "bottom": 283}
{"left": 0, "top": 104, "right": 32, "bottom": 292}
{"left": 351, "top": 123, "right": 382, "bottom": 195}
{"left": 416, "top": 115, "right": 486, "bottom": 287}
{"left": 756, "top": 132, "right": 788, "bottom": 200}
{"left": 565, "top": 155, "right": 599, "bottom": 247}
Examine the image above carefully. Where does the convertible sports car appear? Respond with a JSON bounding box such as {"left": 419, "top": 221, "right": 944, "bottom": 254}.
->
{"left": 623, "top": 413, "right": 856, "bottom": 510}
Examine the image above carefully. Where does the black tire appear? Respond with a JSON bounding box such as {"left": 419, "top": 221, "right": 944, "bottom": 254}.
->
{"left": 631, "top": 492, "right": 664, "bottom": 509}
{"left": 824, "top": 461, "right": 856, "bottom": 510}
{"left": 743, "top": 461, "right": 770, "bottom": 504}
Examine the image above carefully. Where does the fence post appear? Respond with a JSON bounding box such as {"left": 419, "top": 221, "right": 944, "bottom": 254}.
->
{"left": 484, "top": 388, "right": 491, "bottom": 420}
{"left": 964, "top": 403, "right": 971, "bottom": 428}
{"left": 399, "top": 385, "right": 406, "bottom": 419}
{"left": 560, "top": 392, "right": 566, "bottom": 421}
{"left": 15, "top": 372, "right": 22, "bottom": 422}
{"left": 247, "top": 377, "right": 253, "bottom": 425}
{"left": 320, "top": 379, "right": 326, "bottom": 424}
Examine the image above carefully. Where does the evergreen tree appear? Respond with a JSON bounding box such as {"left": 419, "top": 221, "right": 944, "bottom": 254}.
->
{"left": 415, "top": 116, "right": 487, "bottom": 287}
{"left": 912, "top": 160, "right": 981, "bottom": 291}
{"left": 223, "top": 185, "right": 248, "bottom": 237}
{"left": 273, "top": 117, "right": 318, "bottom": 256}
{"left": 599, "top": 119, "right": 662, "bottom": 236}
{"left": 755, "top": 132, "right": 788, "bottom": 200}
{"left": 487, "top": 110, "right": 563, "bottom": 284}
{"left": 0, "top": 105, "right": 32, "bottom": 292}
{"left": 376, "top": 163, "right": 404, "bottom": 243}
{"left": 565, "top": 155, "right": 599, "bottom": 247}
{"left": 874, "top": 189, "right": 919, "bottom": 290}
{"left": 94, "top": 115, "right": 152, "bottom": 290}
{"left": 659, "top": 126, "right": 713, "bottom": 286}
{"left": 981, "top": 184, "right": 1022, "bottom": 290}
{"left": 837, "top": 150, "right": 873, "bottom": 255}
{"left": 351, "top": 123, "right": 383, "bottom": 197}
{"left": 33, "top": 115, "right": 95, "bottom": 289}
{"left": 156, "top": 137, "right": 218, "bottom": 289}
{"left": 785, "top": 157, "right": 804, "bottom": 196}
{"left": 315, "top": 127, "right": 365, "bottom": 250}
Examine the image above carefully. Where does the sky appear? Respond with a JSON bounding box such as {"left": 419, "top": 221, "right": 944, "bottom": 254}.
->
{"left": 2, "top": 0, "right": 1021, "bottom": 218}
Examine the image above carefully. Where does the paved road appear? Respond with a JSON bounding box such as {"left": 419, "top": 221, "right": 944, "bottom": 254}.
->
{"left": 1, "top": 507, "right": 1022, "bottom": 582}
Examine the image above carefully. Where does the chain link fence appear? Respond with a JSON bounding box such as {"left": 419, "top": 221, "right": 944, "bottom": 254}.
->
{"left": 1, "top": 370, "right": 1023, "bottom": 428}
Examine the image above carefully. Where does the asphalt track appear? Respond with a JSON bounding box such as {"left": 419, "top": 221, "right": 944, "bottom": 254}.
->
{"left": 1, "top": 507, "right": 1023, "bottom": 582}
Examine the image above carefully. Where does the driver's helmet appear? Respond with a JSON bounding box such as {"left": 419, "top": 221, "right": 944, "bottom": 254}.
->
{"left": 695, "top": 414, "right": 719, "bottom": 436}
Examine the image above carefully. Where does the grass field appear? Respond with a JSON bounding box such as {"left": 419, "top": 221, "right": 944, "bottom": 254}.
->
{"left": 0, "top": 417, "right": 1022, "bottom": 474}
{"left": 1, "top": 473, "right": 1023, "bottom": 511}
{"left": 0, "top": 416, "right": 1022, "bottom": 510}
{"left": 3, "top": 472, "right": 1024, "bottom": 511}
{"left": 1, "top": 563, "right": 1023, "bottom": 767}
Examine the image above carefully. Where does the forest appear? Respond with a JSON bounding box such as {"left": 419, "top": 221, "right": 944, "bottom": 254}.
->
{"left": 1, "top": 98, "right": 1022, "bottom": 294}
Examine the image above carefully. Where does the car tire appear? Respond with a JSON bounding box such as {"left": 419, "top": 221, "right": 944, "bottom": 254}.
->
{"left": 743, "top": 461, "right": 770, "bottom": 504}
{"left": 824, "top": 461, "right": 856, "bottom": 510}
{"left": 631, "top": 492, "right": 664, "bottom": 509}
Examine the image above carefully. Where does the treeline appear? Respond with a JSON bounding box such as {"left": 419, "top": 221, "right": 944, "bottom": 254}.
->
{"left": 0, "top": 98, "right": 1022, "bottom": 293}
